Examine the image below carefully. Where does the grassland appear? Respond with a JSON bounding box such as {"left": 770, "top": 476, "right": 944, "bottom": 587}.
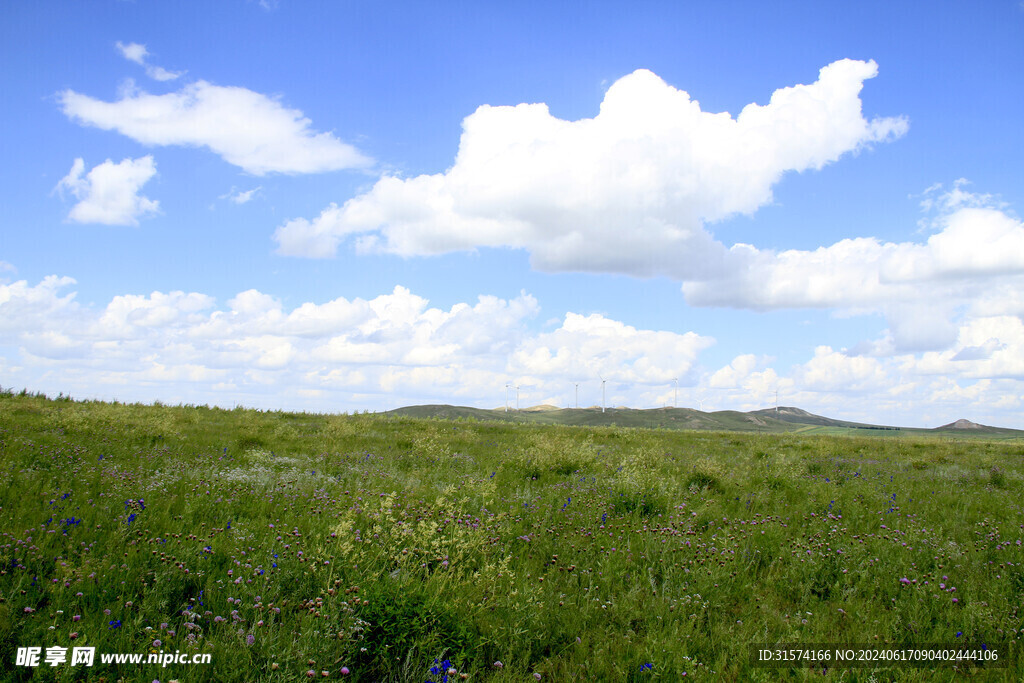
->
{"left": 0, "top": 391, "right": 1022, "bottom": 681}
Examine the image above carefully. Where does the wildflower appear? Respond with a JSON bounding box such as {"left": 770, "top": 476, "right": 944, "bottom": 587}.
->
{"left": 534, "top": 674, "right": 542, "bottom": 681}
{"left": 23, "top": 607, "right": 33, "bottom": 613}
{"left": 153, "top": 639, "right": 162, "bottom": 648}
{"left": 493, "top": 661, "right": 503, "bottom": 669}
{"left": 109, "top": 619, "right": 122, "bottom": 629}
{"left": 956, "top": 631, "right": 963, "bottom": 638}
{"left": 340, "top": 667, "right": 350, "bottom": 675}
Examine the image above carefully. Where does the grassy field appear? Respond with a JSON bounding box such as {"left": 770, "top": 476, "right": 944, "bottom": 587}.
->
{"left": 0, "top": 391, "right": 1021, "bottom": 681}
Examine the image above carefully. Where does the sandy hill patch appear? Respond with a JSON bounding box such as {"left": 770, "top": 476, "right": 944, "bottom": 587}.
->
{"left": 940, "top": 418, "right": 983, "bottom": 430}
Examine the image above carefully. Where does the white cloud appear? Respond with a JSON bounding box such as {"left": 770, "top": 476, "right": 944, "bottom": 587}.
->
{"left": 55, "top": 157, "right": 159, "bottom": 226}
{"left": 915, "top": 316, "right": 1024, "bottom": 380}
{"left": 115, "top": 41, "right": 148, "bottom": 65}
{"left": 59, "top": 81, "right": 371, "bottom": 175}
{"left": 3, "top": 274, "right": 1024, "bottom": 427}
{"left": 682, "top": 187, "right": 1024, "bottom": 352}
{"left": 797, "top": 346, "right": 888, "bottom": 392}
{"left": 510, "top": 313, "right": 714, "bottom": 385}
{"left": 680, "top": 205, "right": 1024, "bottom": 312}
{"left": 709, "top": 354, "right": 759, "bottom": 389}
{"left": 221, "top": 186, "right": 262, "bottom": 204}
{"left": 0, "top": 275, "right": 713, "bottom": 413}
{"left": 115, "top": 41, "right": 184, "bottom": 81}
{"left": 0, "top": 276, "right": 80, "bottom": 335}
{"left": 275, "top": 59, "right": 906, "bottom": 259}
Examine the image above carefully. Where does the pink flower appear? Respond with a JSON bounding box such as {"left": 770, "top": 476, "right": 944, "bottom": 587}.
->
{"left": 340, "top": 667, "right": 350, "bottom": 675}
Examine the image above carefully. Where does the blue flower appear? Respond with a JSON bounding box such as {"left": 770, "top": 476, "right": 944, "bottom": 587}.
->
{"left": 108, "top": 619, "right": 122, "bottom": 629}
{"left": 427, "top": 658, "right": 453, "bottom": 683}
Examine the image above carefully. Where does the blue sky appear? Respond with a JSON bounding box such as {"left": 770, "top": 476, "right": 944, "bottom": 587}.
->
{"left": 3, "top": 1, "right": 1024, "bottom": 427}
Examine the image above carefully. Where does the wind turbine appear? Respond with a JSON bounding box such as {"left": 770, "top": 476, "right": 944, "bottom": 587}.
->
{"left": 516, "top": 385, "right": 520, "bottom": 411}
{"left": 697, "top": 397, "right": 705, "bottom": 412}
{"left": 505, "top": 383, "right": 510, "bottom": 413}
{"left": 574, "top": 382, "right": 579, "bottom": 409}
{"left": 599, "top": 375, "right": 606, "bottom": 413}
{"left": 673, "top": 378, "right": 678, "bottom": 409}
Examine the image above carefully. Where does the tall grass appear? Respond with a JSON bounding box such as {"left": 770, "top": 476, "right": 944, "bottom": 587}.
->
{"left": 0, "top": 392, "right": 1021, "bottom": 681}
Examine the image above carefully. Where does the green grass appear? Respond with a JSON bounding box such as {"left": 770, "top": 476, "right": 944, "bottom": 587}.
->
{"left": 0, "top": 392, "right": 1022, "bottom": 681}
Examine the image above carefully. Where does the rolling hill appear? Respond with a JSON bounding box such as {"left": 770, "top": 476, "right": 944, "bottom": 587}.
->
{"left": 383, "top": 404, "right": 1024, "bottom": 438}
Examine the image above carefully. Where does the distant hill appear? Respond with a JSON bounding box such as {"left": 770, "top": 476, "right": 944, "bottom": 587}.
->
{"left": 932, "top": 418, "right": 1021, "bottom": 437}
{"left": 383, "top": 404, "right": 1024, "bottom": 438}
{"left": 749, "top": 406, "right": 901, "bottom": 431}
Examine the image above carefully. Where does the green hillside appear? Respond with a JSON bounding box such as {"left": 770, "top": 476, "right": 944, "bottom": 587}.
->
{"left": 385, "top": 404, "right": 1024, "bottom": 439}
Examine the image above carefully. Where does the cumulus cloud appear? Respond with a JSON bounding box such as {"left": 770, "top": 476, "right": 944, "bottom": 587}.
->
{"left": 0, "top": 276, "right": 81, "bottom": 335}
{"left": 55, "top": 156, "right": 159, "bottom": 226}
{"left": 682, "top": 204, "right": 1024, "bottom": 310}
{"left": 0, "top": 275, "right": 714, "bottom": 413}
{"left": 682, "top": 185, "right": 1024, "bottom": 352}
{"left": 275, "top": 59, "right": 906, "bottom": 260}
{"left": 3, "top": 274, "right": 1023, "bottom": 427}
{"left": 510, "top": 313, "right": 714, "bottom": 385}
{"left": 115, "top": 41, "right": 184, "bottom": 81}
{"left": 115, "top": 41, "right": 148, "bottom": 65}
{"left": 916, "top": 316, "right": 1024, "bottom": 380}
{"left": 797, "top": 346, "right": 889, "bottom": 392}
{"left": 59, "top": 81, "right": 371, "bottom": 175}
